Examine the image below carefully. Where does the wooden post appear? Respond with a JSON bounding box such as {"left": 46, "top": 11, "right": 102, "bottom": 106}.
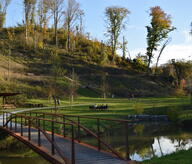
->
{"left": 6, "top": 112, "right": 8, "bottom": 126}
{"left": 36, "top": 113, "right": 38, "bottom": 126}
{"left": 97, "top": 118, "right": 101, "bottom": 151}
{"left": 38, "top": 119, "right": 41, "bottom": 147}
{"left": 10, "top": 115, "right": 12, "bottom": 130}
{"left": 28, "top": 118, "right": 31, "bottom": 141}
{"left": 2, "top": 96, "right": 5, "bottom": 106}
{"left": 3, "top": 112, "right": 4, "bottom": 126}
{"left": 77, "top": 116, "right": 80, "bottom": 142}
{"left": 125, "top": 123, "right": 130, "bottom": 160}
{"left": 43, "top": 113, "right": 45, "bottom": 130}
{"left": 15, "top": 115, "right": 17, "bottom": 131}
{"left": 25, "top": 113, "right": 27, "bottom": 126}
{"left": 51, "top": 121, "right": 55, "bottom": 155}
{"left": 63, "top": 116, "right": 66, "bottom": 137}
{"left": 21, "top": 116, "right": 23, "bottom": 136}
{"left": 71, "top": 124, "right": 75, "bottom": 164}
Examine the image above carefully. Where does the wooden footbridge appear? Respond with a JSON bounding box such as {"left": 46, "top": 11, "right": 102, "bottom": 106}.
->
{"left": 0, "top": 111, "right": 131, "bottom": 164}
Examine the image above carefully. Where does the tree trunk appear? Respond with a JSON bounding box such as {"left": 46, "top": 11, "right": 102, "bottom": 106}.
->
{"left": 67, "top": 24, "right": 71, "bottom": 52}
{"left": 147, "top": 55, "right": 152, "bottom": 73}
{"left": 54, "top": 12, "right": 58, "bottom": 46}
{"left": 155, "top": 39, "right": 171, "bottom": 75}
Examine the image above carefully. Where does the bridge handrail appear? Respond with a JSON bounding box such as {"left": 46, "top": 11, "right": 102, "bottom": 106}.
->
{"left": 29, "top": 111, "right": 131, "bottom": 123}
{"left": 36, "top": 125, "right": 71, "bottom": 164}
{"left": 63, "top": 116, "right": 125, "bottom": 160}
{"left": 3, "top": 112, "right": 75, "bottom": 164}
{"left": 27, "top": 111, "right": 130, "bottom": 161}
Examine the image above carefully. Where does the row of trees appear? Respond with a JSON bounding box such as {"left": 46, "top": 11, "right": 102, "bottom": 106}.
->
{"left": 0, "top": 0, "right": 84, "bottom": 50}
{"left": 0, "top": 0, "right": 182, "bottom": 74}
{"left": 23, "top": 0, "right": 84, "bottom": 49}
{"left": 0, "top": 0, "right": 11, "bottom": 27}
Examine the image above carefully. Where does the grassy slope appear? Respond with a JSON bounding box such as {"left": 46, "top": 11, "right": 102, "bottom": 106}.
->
{"left": 143, "top": 149, "right": 192, "bottom": 164}
{"left": 0, "top": 50, "right": 173, "bottom": 98}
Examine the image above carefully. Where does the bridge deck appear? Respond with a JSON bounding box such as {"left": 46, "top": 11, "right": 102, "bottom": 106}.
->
{"left": 0, "top": 122, "right": 128, "bottom": 164}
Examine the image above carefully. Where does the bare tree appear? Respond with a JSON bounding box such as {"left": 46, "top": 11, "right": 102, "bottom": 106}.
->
{"left": 121, "top": 36, "right": 128, "bottom": 59}
{"left": 105, "top": 6, "right": 130, "bottom": 62}
{"left": 23, "top": 0, "right": 37, "bottom": 42}
{"left": 0, "top": 0, "right": 11, "bottom": 28}
{"left": 101, "top": 72, "right": 108, "bottom": 99}
{"left": 78, "top": 9, "right": 84, "bottom": 35}
{"left": 46, "top": 0, "right": 64, "bottom": 46}
{"left": 69, "top": 68, "right": 79, "bottom": 109}
{"left": 64, "top": 0, "right": 83, "bottom": 52}
{"left": 155, "top": 38, "right": 171, "bottom": 74}
{"left": 37, "top": 0, "right": 50, "bottom": 45}
{"left": 37, "top": 0, "right": 48, "bottom": 30}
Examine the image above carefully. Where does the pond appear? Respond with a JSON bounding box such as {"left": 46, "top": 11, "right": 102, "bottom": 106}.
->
{"left": 80, "top": 122, "right": 192, "bottom": 161}
{"left": 0, "top": 122, "right": 192, "bottom": 163}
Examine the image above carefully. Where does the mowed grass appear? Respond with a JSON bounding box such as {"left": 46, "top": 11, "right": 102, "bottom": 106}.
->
{"left": 24, "top": 96, "right": 192, "bottom": 132}
{"left": 28, "top": 96, "right": 191, "bottom": 119}
{"left": 143, "top": 149, "right": 192, "bottom": 164}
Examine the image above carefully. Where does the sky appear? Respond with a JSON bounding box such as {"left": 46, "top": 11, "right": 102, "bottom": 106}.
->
{"left": 5, "top": 0, "right": 192, "bottom": 65}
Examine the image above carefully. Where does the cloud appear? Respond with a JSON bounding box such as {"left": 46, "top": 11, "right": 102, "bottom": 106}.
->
{"left": 130, "top": 44, "right": 192, "bottom": 65}
{"left": 182, "top": 30, "right": 192, "bottom": 43}
{"left": 161, "top": 44, "right": 192, "bottom": 63}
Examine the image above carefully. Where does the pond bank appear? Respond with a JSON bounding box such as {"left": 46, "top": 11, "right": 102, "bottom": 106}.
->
{"left": 142, "top": 148, "right": 192, "bottom": 164}
{"left": 0, "top": 130, "right": 50, "bottom": 164}
{"left": 127, "top": 115, "right": 169, "bottom": 122}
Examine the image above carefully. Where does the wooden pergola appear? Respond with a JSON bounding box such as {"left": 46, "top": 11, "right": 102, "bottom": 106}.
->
{"left": 0, "top": 93, "right": 21, "bottom": 109}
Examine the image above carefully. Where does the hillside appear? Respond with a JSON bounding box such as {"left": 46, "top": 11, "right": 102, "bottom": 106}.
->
{"left": 0, "top": 49, "right": 173, "bottom": 100}
{"left": 0, "top": 26, "right": 177, "bottom": 101}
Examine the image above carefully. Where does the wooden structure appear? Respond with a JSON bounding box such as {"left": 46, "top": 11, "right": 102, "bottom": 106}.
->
{"left": 0, "top": 93, "right": 20, "bottom": 109}
{"left": 0, "top": 111, "right": 131, "bottom": 164}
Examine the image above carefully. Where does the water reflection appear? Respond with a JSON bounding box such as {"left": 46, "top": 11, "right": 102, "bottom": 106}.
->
{"left": 81, "top": 122, "right": 192, "bottom": 161}
{"left": 129, "top": 123, "right": 192, "bottom": 161}
{"left": 132, "top": 137, "right": 192, "bottom": 161}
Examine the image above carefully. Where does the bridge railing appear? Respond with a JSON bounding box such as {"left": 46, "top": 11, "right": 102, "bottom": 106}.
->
{"left": 2, "top": 111, "right": 75, "bottom": 164}
{"left": 25, "top": 111, "right": 131, "bottom": 161}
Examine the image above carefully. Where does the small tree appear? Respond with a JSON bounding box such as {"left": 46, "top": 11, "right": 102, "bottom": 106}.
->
{"left": 37, "top": 0, "right": 49, "bottom": 36}
{"left": 46, "top": 0, "right": 64, "bottom": 46}
{"left": 171, "top": 60, "right": 192, "bottom": 88}
{"left": 68, "top": 68, "right": 79, "bottom": 109}
{"left": 121, "top": 36, "right": 128, "bottom": 59}
{"left": 0, "top": 0, "right": 11, "bottom": 28}
{"left": 105, "top": 6, "right": 130, "bottom": 62}
{"left": 155, "top": 38, "right": 172, "bottom": 74}
{"left": 186, "top": 77, "right": 192, "bottom": 103}
{"left": 146, "top": 6, "right": 175, "bottom": 72}
{"left": 64, "top": 0, "right": 83, "bottom": 52}
{"left": 49, "top": 49, "right": 66, "bottom": 111}
{"left": 101, "top": 72, "right": 108, "bottom": 99}
{"left": 23, "top": 0, "right": 37, "bottom": 42}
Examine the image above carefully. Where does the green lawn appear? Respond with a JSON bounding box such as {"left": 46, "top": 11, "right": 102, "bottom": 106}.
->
{"left": 143, "top": 149, "right": 192, "bottom": 164}
{"left": 28, "top": 96, "right": 191, "bottom": 119}
{"left": 23, "top": 96, "right": 192, "bottom": 131}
